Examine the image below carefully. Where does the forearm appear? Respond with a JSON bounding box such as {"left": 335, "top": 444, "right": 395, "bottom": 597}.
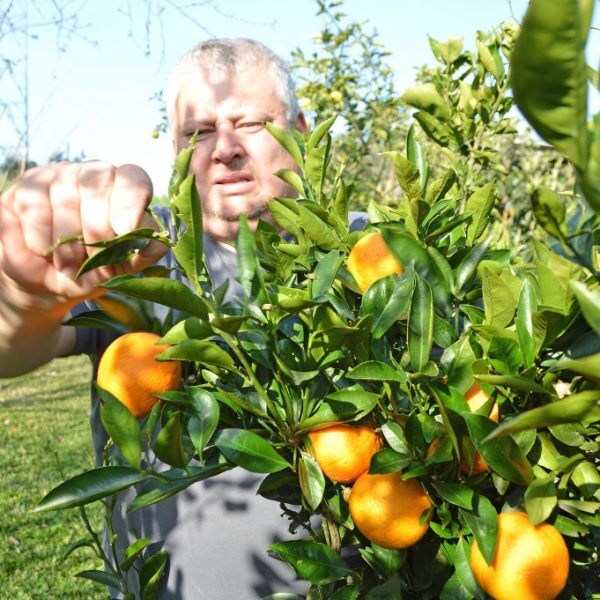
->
{"left": 0, "top": 277, "right": 77, "bottom": 377}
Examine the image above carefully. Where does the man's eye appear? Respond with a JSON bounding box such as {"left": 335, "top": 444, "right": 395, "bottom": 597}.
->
{"left": 238, "top": 122, "right": 264, "bottom": 133}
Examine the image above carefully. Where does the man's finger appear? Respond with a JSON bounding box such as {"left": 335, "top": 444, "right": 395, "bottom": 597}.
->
{"left": 10, "top": 167, "right": 53, "bottom": 257}
{"left": 48, "top": 162, "right": 86, "bottom": 278}
{"left": 79, "top": 161, "right": 116, "bottom": 250}
{"left": 109, "top": 164, "right": 153, "bottom": 235}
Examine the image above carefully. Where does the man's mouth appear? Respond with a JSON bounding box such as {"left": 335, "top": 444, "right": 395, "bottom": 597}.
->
{"left": 214, "top": 172, "right": 253, "bottom": 185}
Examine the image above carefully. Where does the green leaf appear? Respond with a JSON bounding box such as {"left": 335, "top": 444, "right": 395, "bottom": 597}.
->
{"left": 383, "top": 151, "right": 421, "bottom": 202}
{"left": 482, "top": 391, "right": 600, "bottom": 442}
{"left": 128, "top": 464, "right": 229, "bottom": 513}
{"left": 463, "top": 413, "right": 533, "bottom": 485}
{"left": 265, "top": 122, "right": 303, "bottom": 168}
{"left": 382, "top": 230, "right": 450, "bottom": 306}
{"left": 429, "top": 36, "right": 464, "bottom": 65}
{"left": 214, "top": 429, "right": 289, "bottom": 473}
{"left": 172, "top": 174, "right": 204, "bottom": 289}
{"left": 434, "top": 482, "right": 474, "bottom": 510}
{"left": 75, "top": 238, "right": 151, "bottom": 279}
{"left": 530, "top": 187, "right": 566, "bottom": 239}
{"left": 305, "top": 143, "right": 329, "bottom": 200}
{"left": 441, "top": 336, "right": 475, "bottom": 391}
{"left": 579, "top": 111, "right": 600, "bottom": 211}
{"left": 571, "top": 280, "right": 600, "bottom": 336}
{"left": 482, "top": 268, "right": 516, "bottom": 328}
{"left": 407, "top": 274, "right": 433, "bottom": 372}
{"left": 424, "top": 168, "right": 457, "bottom": 205}
{"left": 157, "top": 340, "right": 234, "bottom": 370}
{"left": 360, "top": 544, "right": 406, "bottom": 581}
{"left": 307, "top": 114, "right": 337, "bottom": 152}
{"left": 487, "top": 335, "right": 522, "bottom": 375}
{"left": 380, "top": 421, "right": 410, "bottom": 454}
{"left": 158, "top": 318, "right": 212, "bottom": 344}
{"left": 140, "top": 549, "right": 168, "bottom": 600}
{"left": 455, "top": 237, "right": 492, "bottom": 292}
{"left": 76, "top": 569, "right": 121, "bottom": 589}
{"left": 62, "top": 310, "right": 129, "bottom": 334}
{"left": 312, "top": 250, "right": 344, "bottom": 299}
{"left": 102, "top": 275, "right": 209, "bottom": 320}
{"left": 168, "top": 132, "right": 197, "bottom": 199}
{"left": 555, "top": 352, "right": 600, "bottom": 383}
{"left": 120, "top": 536, "right": 152, "bottom": 571}
{"left": 460, "top": 494, "right": 498, "bottom": 565}
{"left": 365, "top": 573, "right": 404, "bottom": 599}
{"left": 36, "top": 467, "right": 146, "bottom": 511}
{"left": 97, "top": 385, "right": 142, "bottom": 470}
{"left": 236, "top": 214, "right": 259, "bottom": 298}
{"left": 369, "top": 448, "right": 412, "bottom": 474}
{"left": 153, "top": 411, "right": 188, "bottom": 468}
{"left": 524, "top": 476, "right": 557, "bottom": 525}
{"left": 516, "top": 278, "right": 538, "bottom": 369}
{"left": 275, "top": 169, "right": 305, "bottom": 196}
{"left": 402, "top": 83, "right": 451, "bottom": 121}
{"left": 476, "top": 31, "right": 504, "bottom": 80}
{"left": 268, "top": 540, "right": 351, "bottom": 585}
{"left": 407, "top": 124, "right": 430, "bottom": 192}
{"left": 187, "top": 387, "right": 220, "bottom": 462}
{"left": 466, "top": 181, "right": 495, "bottom": 245}
{"left": 454, "top": 538, "right": 485, "bottom": 600}
{"left": 298, "top": 451, "right": 325, "bottom": 510}
{"left": 267, "top": 199, "right": 300, "bottom": 237}
{"left": 475, "top": 374, "right": 551, "bottom": 395}
{"left": 297, "top": 204, "right": 341, "bottom": 250}
{"left": 347, "top": 361, "right": 406, "bottom": 384}
{"left": 360, "top": 271, "right": 414, "bottom": 339}
{"left": 511, "top": 0, "right": 589, "bottom": 169}
{"left": 414, "top": 111, "right": 454, "bottom": 147}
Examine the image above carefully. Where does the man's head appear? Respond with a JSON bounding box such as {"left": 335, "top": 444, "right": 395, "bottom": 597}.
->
{"left": 165, "top": 38, "right": 306, "bottom": 242}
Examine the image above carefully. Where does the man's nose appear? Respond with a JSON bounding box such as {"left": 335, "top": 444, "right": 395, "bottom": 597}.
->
{"left": 211, "top": 128, "right": 244, "bottom": 163}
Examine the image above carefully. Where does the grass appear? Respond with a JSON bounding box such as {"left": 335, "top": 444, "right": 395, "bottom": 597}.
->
{"left": 0, "top": 355, "right": 103, "bottom": 598}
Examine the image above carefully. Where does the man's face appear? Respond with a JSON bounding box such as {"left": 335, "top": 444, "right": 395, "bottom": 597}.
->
{"left": 172, "top": 65, "right": 305, "bottom": 242}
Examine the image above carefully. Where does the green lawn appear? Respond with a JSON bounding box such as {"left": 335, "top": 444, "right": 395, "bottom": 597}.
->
{"left": 0, "top": 355, "right": 103, "bottom": 598}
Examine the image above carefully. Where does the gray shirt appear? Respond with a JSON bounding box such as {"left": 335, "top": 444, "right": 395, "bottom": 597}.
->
{"left": 72, "top": 207, "right": 367, "bottom": 599}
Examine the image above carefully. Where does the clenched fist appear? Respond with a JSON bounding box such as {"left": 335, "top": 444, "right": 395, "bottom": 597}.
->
{"left": 0, "top": 161, "right": 167, "bottom": 304}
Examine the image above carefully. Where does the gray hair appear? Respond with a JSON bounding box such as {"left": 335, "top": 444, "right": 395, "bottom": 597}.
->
{"left": 165, "top": 38, "right": 300, "bottom": 128}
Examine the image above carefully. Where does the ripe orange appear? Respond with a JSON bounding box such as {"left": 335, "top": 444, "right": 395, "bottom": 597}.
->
{"left": 349, "top": 472, "right": 431, "bottom": 549}
{"left": 471, "top": 511, "right": 569, "bottom": 600}
{"left": 97, "top": 331, "right": 181, "bottom": 418}
{"left": 462, "top": 382, "right": 499, "bottom": 475}
{"left": 347, "top": 231, "right": 404, "bottom": 293}
{"left": 308, "top": 424, "right": 382, "bottom": 483}
{"left": 466, "top": 381, "right": 498, "bottom": 422}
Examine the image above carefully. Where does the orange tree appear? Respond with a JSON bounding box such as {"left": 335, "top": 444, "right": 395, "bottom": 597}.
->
{"left": 35, "top": 1, "right": 599, "bottom": 598}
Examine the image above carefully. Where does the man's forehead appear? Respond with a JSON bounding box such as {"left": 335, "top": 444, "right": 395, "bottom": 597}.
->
{"left": 175, "top": 64, "right": 285, "bottom": 122}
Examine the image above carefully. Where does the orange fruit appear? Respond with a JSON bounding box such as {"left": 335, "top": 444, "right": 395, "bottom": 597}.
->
{"left": 349, "top": 472, "right": 431, "bottom": 549}
{"left": 97, "top": 332, "right": 181, "bottom": 418}
{"left": 471, "top": 511, "right": 569, "bottom": 600}
{"left": 462, "top": 382, "right": 499, "bottom": 475}
{"left": 347, "top": 231, "right": 403, "bottom": 293}
{"left": 466, "top": 382, "right": 498, "bottom": 422}
{"left": 308, "top": 424, "right": 382, "bottom": 483}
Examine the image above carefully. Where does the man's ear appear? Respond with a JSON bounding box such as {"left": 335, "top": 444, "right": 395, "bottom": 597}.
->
{"left": 295, "top": 111, "right": 308, "bottom": 133}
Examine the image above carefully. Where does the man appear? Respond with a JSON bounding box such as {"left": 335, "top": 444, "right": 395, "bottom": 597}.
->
{"left": 0, "top": 38, "right": 311, "bottom": 598}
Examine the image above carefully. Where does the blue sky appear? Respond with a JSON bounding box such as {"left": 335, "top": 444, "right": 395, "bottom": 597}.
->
{"left": 0, "top": 0, "right": 590, "bottom": 193}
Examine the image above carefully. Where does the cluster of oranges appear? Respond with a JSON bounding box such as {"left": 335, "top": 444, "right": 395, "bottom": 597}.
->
{"left": 94, "top": 231, "right": 571, "bottom": 600}
{"left": 308, "top": 423, "right": 432, "bottom": 549}
{"left": 342, "top": 231, "right": 570, "bottom": 599}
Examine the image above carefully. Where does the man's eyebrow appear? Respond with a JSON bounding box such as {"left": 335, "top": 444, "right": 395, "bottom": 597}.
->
{"left": 180, "top": 118, "right": 214, "bottom": 131}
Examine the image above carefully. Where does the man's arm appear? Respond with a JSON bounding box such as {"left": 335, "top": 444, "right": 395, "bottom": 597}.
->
{"left": 0, "top": 161, "right": 166, "bottom": 378}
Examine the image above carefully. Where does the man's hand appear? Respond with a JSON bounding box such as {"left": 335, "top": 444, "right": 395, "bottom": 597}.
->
{"left": 0, "top": 161, "right": 168, "bottom": 307}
